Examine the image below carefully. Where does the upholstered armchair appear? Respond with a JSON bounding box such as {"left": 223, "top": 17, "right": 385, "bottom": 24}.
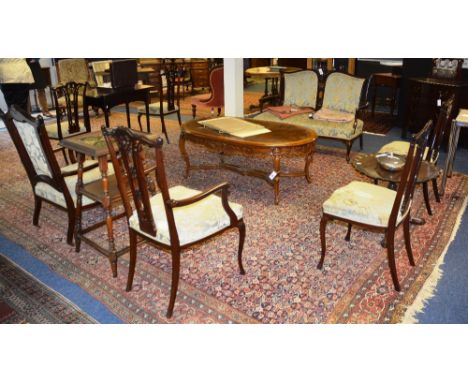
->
{"left": 0, "top": 106, "right": 107, "bottom": 245}
{"left": 190, "top": 66, "right": 224, "bottom": 118}
{"left": 318, "top": 120, "right": 431, "bottom": 291}
{"left": 102, "top": 126, "right": 246, "bottom": 318}
{"left": 378, "top": 98, "right": 453, "bottom": 215}
{"left": 255, "top": 71, "right": 369, "bottom": 161}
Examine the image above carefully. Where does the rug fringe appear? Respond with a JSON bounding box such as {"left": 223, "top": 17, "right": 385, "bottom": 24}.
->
{"left": 401, "top": 193, "right": 468, "bottom": 323}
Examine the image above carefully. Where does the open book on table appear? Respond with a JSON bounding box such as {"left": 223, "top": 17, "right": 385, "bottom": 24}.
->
{"left": 200, "top": 117, "right": 271, "bottom": 138}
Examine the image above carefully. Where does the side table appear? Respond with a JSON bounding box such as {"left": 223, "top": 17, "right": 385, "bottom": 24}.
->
{"left": 440, "top": 109, "right": 468, "bottom": 195}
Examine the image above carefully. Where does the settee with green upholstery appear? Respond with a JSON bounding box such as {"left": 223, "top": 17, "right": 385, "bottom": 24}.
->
{"left": 254, "top": 71, "right": 370, "bottom": 161}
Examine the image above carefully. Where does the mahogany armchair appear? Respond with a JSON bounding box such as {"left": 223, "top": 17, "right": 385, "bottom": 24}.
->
{"left": 102, "top": 126, "right": 246, "bottom": 318}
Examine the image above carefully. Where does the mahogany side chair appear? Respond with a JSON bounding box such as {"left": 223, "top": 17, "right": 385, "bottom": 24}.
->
{"left": 136, "top": 60, "right": 181, "bottom": 144}
{"left": 102, "top": 126, "right": 246, "bottom": 318}
{"left": 378, "top": 98, "right": 454, "bottom": 215}
{"left": 318, "top": 119, "right": 432, "bottom": 291}
{"left": 0, "top": 105, "right": 103, "bottom": 245}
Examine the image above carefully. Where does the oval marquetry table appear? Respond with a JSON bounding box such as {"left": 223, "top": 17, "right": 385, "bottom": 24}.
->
{"left": 179, "top": 118, "right": 318, "bottom": 204}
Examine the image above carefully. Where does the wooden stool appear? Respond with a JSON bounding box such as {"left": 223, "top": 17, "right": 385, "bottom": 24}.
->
{"left": 371, "top": 73, "right": 401, "bottom": 117}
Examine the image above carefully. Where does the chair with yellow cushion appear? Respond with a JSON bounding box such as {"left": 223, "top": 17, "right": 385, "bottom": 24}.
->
{"left": 318, "top": 120, "right": 432, "bottom": 291}
{"left": 0, "top": 105, "right": 105, "bottom": 245}
{"left": 378, "top": 98, "right": 453, "bottom": 215}
{"left": 102, "top": 126, "right": 246, "bottom": 318}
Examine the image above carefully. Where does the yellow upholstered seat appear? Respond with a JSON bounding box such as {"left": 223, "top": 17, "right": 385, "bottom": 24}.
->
{"left": 45, "top": 121, "right": 88, "bottom": 139}
{"left": 129, "top": 185, "right": 243, "bottom": 246}
{"left": 379, "top": 141, "right": 431, "bottom": 160}
{"left": 34, "top": 164, "right": 114, "bottom": 208}
{"left": 137, "top": 102, "right": 179, "bottom": 115}
{"left": 322, "top": 181, "right": 406, "bottom": 227}
{"left": 254, "top": 112, "right": 363, "bottom": 140}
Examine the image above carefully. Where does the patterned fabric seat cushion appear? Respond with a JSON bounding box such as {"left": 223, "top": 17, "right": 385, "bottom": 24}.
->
{"left": 137, "top": 102, "right": 179, "bottom": 114}
{"left": 34, "top": 164, "right": 114, "bottom": 208}
{"left": 129, "top": 185, "right": 243, "bottom": 246}
{"left": 323, "top": 181, "right": 405, "bottom": 227}
{"left": 254, "top": 112, "right": 363, "bottom": 139}
{"left": 45, "top": 121, "right": 88, "bottom": 139}
{"left": 379, "top": 141, "right": 430, "bottom": 160}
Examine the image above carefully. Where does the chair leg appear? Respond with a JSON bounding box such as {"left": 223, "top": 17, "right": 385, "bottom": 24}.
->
{"left": 432, "top": 178, "right": 441, "bottom": 203}
{"left": 403, "top": 215, "right": 415, "bottom": 266}
{"left": 137, "top": 112, "right": 143, "bottom": 131}
{"left": 422, "top": 182, "right": 433, "bottom": 216}
{"left": 33, "top": 195, "right": 42, "bottom": 226}
{"left": 345, "top": 141, "right": 352, "bottom": 162}
{"left": 176, "top": 110, "right": 182, "bottom": 126}
{"left": 237, "top": 220, "right": 246, "bottom": 275}
{"left": 345, "top": 223, "right": 352, "bottom": 241}
{"left": 167, "top": 247, "right": 181, "bottom": 318}
{"left": 217, "top": 107, "right": 222, "bottom": 116}
{"left": 317, "top": 215, "right": 329, "bottom": 269}
{"left": 191, "top": 104, "right": 197, "bottom": 119}
{"left": 160, "top": 114, "right": 170, "bottom": 144}
{"left": 386, "top": 232, "right": 401, "bottom": 291}
{"left": 359, "top": 134, "right": 363, "bottom": 150}
{"left": 126, "top": 229, "right": 138, "bottom": 292}
{"left": 66, "top": 208, "right": 75, "bottom": 245}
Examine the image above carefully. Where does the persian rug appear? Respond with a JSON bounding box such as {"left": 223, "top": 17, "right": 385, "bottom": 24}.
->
{"left": 0, "top": 253, "right": 96, "bottom": 324}
{"left": 362, "top": 112, "right": 395, "bottom": 135}
{"left": 0, "top": 113, "right": 466, "bottom": 323}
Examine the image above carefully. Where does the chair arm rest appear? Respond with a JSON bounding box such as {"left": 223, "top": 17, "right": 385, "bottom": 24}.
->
{"left": 166, "top": 182, "right": 230, "bottom": 208}
{"left": 167, "top": 182, "right": 239, "bottom": 225}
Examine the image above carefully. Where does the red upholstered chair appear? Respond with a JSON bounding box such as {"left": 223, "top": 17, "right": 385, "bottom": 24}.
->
{"left": 190, "top": 66, "right": 224, "bottom": 118}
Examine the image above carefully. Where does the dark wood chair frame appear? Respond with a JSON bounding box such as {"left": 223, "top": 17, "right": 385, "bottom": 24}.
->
{"left": 420, "top": 98, "right": 454, "bottom": 215}
{"left": 50, "top": 81, "right": 91, "bottom": 164}
{"left": 0, "top": 105, "right": 99, "bottom": 245}
{"left": 102, "top": 126, "right": 246, "bottom": 318}
{"left": 137, "top": 61, "right": 182, "bottom": 144}
{"left": 318, "top": 120, "right": 432, "bottom": 291}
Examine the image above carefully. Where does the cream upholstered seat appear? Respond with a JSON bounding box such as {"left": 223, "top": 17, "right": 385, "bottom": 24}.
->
{"left": 378, "top": 141, "right": 430, "bottom": 160}
{"left": 137, "top": 102, "right": 180, "bottom": 115}
{"left": 34, "top": 166, "right": 112, "bottom": 208}
{"left": 103, "top": 126, "right": 246, "bottom": 318}
{"left": 255, "top": 112, "right": 364, "bottom": 140}
{"left": 318, "top": 120, "right": 432, "bottom": 292}
{"left": 129, "top": 185, "right": 243, "bottom": 246}
{"left": 323, "top": 181, "right": 406, "bottom": 227}
{"left": 45, "top": 120, "right": 88, "bottom": 139}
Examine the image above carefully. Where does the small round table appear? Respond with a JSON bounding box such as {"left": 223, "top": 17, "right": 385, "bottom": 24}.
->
{"left": 352, "top": 153, "right": 439, "bottom": 225}
{"left": 245, "top": 66, "right": 301, "bottom": 110}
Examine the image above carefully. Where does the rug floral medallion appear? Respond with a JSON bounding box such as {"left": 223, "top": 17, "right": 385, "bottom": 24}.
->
{"left": 0, "top": 113, "right": 466, "bottom": 324}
